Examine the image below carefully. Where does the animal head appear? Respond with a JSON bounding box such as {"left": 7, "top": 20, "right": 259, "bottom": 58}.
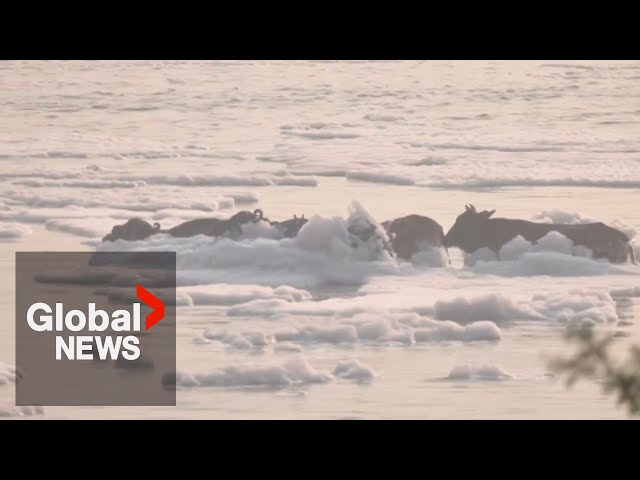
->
{"left": 443, "top": 204, "right": 495, "bottom": 251}
{"left": 102, "top": 218, "right": 160, "bottom": 242}
{"left": 273, "top": 214, "right": 308, "bottom": 238}
{"left": 228, "top": 209, "right": 264, "bottom": 225}
{"left": 291, "top": 213, "right": 307, "bottom": 227}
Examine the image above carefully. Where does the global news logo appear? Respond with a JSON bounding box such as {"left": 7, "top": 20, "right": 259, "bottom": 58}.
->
{"left": 16, "top": 251, "right": 176, "bottom": 406}
{"left": 25, "top": 285, "right": 164, "bottom": 361}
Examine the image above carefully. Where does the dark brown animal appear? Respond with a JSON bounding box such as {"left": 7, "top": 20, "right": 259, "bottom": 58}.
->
{"left": 267, "top": 214, "right": 309, "bottom": 238}
{"left": 102, "top": 218, "right": 160, "bottom": 243}
{"left": 161, "top": 209, "right": 264, "bottom": 238}
{"left": 102, "top": 209, "right": 264, "bottom": 242}
{"left": 443, "top": 204, "right": 636, "bottom": 264}
{"left": 381, "top": 214, "right": 450, "bottom": 263}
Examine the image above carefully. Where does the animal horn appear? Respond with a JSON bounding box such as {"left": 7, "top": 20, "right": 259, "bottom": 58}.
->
{"left": 153, "top": 222, "right": 161, "bottom": 230}
{"left": 469, "top": 204, "right": 477, "bottom": 213}
{"left": 253, "top": 209, "right": 264, "bottom": 221}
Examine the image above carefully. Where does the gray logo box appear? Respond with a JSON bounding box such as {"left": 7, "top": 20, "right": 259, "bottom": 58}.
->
{"left": 15, "top": 252, "right": 176, "bottom": 406}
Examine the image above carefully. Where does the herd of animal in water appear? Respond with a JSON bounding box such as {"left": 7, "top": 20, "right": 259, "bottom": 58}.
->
{"left": 102, "top": 204, "right": 637, "bottom": 264}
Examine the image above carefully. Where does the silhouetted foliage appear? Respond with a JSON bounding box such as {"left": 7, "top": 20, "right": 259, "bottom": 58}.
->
{"left": 550, "top": 328, "right": 640, "bottom": 416}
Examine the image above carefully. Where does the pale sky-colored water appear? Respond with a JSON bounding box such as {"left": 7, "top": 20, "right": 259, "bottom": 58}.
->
{"left": 1, "top": 61, "right": 639, "bottom": 419}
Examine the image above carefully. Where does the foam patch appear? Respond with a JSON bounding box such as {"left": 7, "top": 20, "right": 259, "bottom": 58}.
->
{"left": 447, "top": 365, "right": 514, "bottom": 381}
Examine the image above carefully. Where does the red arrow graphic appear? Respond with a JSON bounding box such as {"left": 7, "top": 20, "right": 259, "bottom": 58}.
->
{"left": 136, "top": 284, "right": 165, "bottom": 330}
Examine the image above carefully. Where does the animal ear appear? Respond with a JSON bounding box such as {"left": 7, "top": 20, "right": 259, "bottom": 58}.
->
{"left": 486, "top": 209, "right": 495, "bottom": 218}
{"left": 469, "top": 204, "right": 477, "bottom": 213}
{"left": 480, "top": 210, "right": 495, "bottom": 218}
{"left": 302, "top": 214, "right": 304, "bottom": 219}
{"left": 294, "top": 214, "right": 298, "bottom": 219}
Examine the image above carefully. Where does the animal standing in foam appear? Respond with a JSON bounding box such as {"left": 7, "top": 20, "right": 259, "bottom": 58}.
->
{"left": 381, "top": 214, "right": 450, "bottom": 264}
{"left": 102, "top": 209, "right": 264, "bottom": 242}
{"left": 444, "top": 204, "right": 636, "bottom": 264}
{"left": 102, "top": 209, "right": 451, "bottom": 264}
{"left": 159, "top": 209, "right": 264, "bottom": 238}
{"left": 102, "top": 218, "right": 161, "bottom": 243}
{"left": 265, "top": 214, "right": 309, "bottom": 238}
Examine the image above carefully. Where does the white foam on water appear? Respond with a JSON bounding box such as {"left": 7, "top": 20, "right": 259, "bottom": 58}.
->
{"left": 0, "top": 363, "right": 22, "bottom": 386}
{"left": 0, "top": 222, "right": 32, "bottom": 240}
{"left": 1, "top": 190, "right": 221, "bottom": 212}
{"left": 167, "top": 355, "right": 378, "bottom": 389}
{"left": 274, "top": 324, "right": 359, "bottom": 345}
{"left": 226, "top": 192, "right": 260, "bottom": 204}
{"left": 45, "top": 218, "right": 114, "bottom": 238}
{"left": 273, "top": 342, "right": 304, "bottom": 353}
{"left": 531, "top": 289, "right": 618, "bottom": 324}
{"left": 447, "top": 365, "right": 514, "bottom": 381}
{"left": 421, "top": 176, "right": 640, "bottom": 189}
{"left": 333, "top": 360, "right": 377, "bottom": 383}
{"left": 202, "top": 329, "right": 273, "bottom": 350}
{"left": 282, "top": 130, "right": 361, "bottom": 140}
{"left": 428, "top": 289, "right": 619, "bottom": 326}
{"left": 179, "top": 284, "right": 311, "bottom": 307}
{"left": 239, "top": 220, "right": 287, "bottom": 240}
{"left": 13, "top": 178, "right": 146, "bottom": 188}
{"left": 167, "top": 356, "right": 333, "bottom": 388}
{"left": 409, "top": 157, "right": 448, "bottom": 166}
{"left": 363, "top": 113, "right": 404, "bottom": 122}
{"left": 207, "top": 308, "right": 502, "bottom": 348}
{"left": 102, "top": 173, "right": 319, "bottom": 187}
{"left": 410, "top": 247, "right": 450, "bottom": 268}
{"left": 433, "top": 293, "right": 544, "bottom": 324}
{"left": 347, "top": 171, "right": 416, "bottom": 186}
{"left": 460, "top": 232, "right": 638, "bottom": 277}
{"left": 0, "top": 406, "right": 45, "bottom": 418}
{"left": 610, "top": 286, "right": 640, "bottom": 297}
{"left": 469, "top": 251, "right": 621, "bottom": 277}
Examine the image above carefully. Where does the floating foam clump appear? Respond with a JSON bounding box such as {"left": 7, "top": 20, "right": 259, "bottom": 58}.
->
{"left": 0, "top": 222, "right": 32, "bottom": 240}
{"left": 333, "top": 360, "right": 377, "bottom": 383}
{"left": 447, "top": 365, "right": 514, "bottom": 381}
{"left": 463, "top": 232, "right": 628, "bottom": 277}
{"left": 610, "top": 286, "right": 640, "bottom": 297}
{"left": 531, "top": 289, "right": 618, "bottom": 324}
{"left": 179, "top": 284, "right": 311, "bottom": 307}
{"left": 0, "top": 363, "right": 23, "bottom": 385}
{"left": 433, "top": 293, "right": 543, "bottom": 324}
{"left": 205, "top": 310, "right": 502, "bottom": 349}
{"left": 0, "top": 406, "right": 45, "bottom": 418}
{"left": 163, "top": 356, "right": 376, "bottom": 388}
